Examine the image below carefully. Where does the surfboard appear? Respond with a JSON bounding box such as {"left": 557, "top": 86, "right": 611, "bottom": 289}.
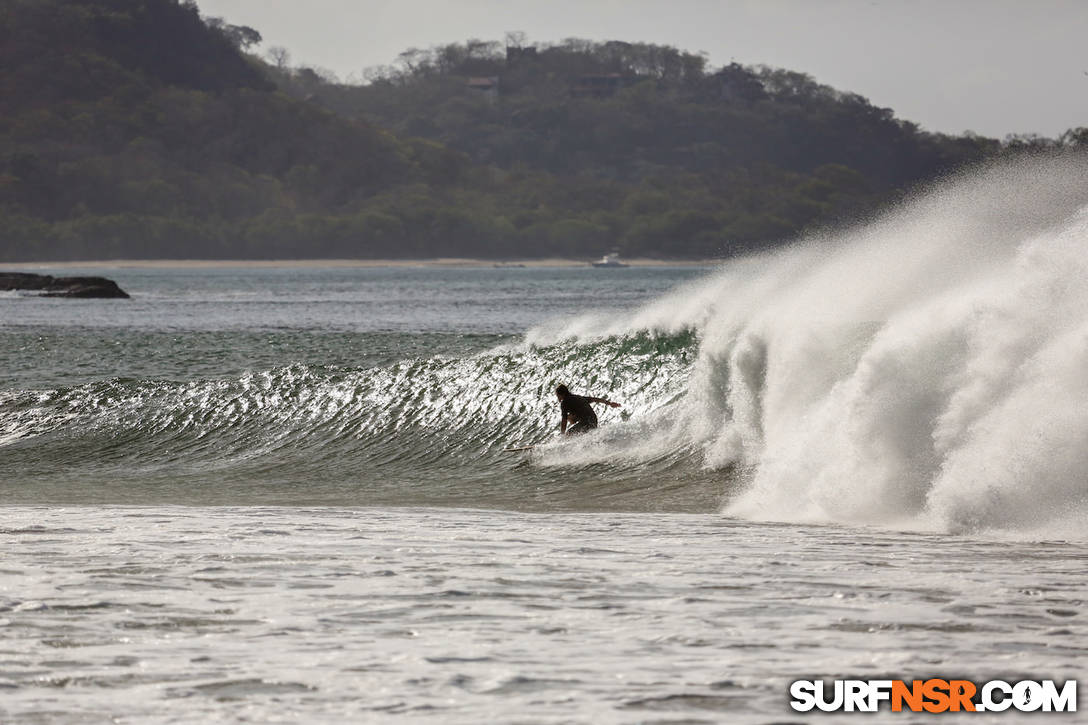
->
{"left": 502, "top": 444, "right": 535, "bottom": 452}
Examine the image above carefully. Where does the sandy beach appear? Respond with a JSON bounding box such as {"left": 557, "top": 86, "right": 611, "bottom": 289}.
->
{"left": 2, "top": 257, "right": 721, "bottom": 270}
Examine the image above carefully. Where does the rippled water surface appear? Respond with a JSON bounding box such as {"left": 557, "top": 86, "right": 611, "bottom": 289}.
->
{"left": 2, "top": 507, "right": 1084, "bottom": 724}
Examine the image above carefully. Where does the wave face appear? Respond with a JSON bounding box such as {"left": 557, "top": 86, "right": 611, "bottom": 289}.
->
{"left": 529, "top": 153, "right": 1088, "bottom": 536}
{"left": 0, "top": 331, "right": 719, "bottom": 511}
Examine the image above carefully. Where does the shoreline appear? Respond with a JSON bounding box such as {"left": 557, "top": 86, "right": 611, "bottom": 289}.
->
{"left": 1, "top": 257, "right": 722, "bottom": 270}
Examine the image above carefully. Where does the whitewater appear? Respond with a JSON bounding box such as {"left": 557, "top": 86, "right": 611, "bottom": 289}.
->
{"left": 527, "top": 153, "right": 1088, "bottom": 538}
{"left": 1, "top": 153, "right": 1085, "bottom": 723}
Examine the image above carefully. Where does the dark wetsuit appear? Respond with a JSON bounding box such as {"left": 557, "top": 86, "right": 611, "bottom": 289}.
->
{"left": 561, "top": 393, "right": 598, "bottom": 435}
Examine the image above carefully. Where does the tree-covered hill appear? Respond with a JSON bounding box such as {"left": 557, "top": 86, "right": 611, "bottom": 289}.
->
{"left": 1, "top": 0, "right": 444, "bottom": 260}
{"left": 294, "top": 40, "right": 993, "bottom": 190}
{"left": 2, "top": 1, "right": 1082, "bottom": 262}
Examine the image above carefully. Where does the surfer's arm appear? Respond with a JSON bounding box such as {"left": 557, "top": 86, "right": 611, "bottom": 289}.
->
{"left": 589, "top": 396, "right": 621, "bottom": 408}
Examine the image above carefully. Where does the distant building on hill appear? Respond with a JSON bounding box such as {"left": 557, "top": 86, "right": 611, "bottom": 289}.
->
{"left": 466, "top": 76, "right": 500, "bottom": 102}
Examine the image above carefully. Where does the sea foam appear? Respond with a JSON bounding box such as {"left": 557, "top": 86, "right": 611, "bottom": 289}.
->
{"left": 533, "top": 154, "right": 1088, "bottom": 536}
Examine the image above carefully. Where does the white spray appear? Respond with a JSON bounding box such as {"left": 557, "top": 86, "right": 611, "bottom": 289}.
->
{"left": 531, "top": 154, "right": 1088, "bottom": 536}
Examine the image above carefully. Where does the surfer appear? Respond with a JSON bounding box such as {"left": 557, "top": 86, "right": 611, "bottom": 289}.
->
{"left": 555, "top": 384, "right": 621, "bottom": 435}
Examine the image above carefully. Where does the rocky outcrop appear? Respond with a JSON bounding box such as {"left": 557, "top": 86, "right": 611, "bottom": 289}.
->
{"left": 0, "top": 272, "right": 130, "bottom": 298}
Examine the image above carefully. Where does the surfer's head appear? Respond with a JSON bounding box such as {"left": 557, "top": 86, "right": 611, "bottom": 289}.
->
{"left": 555, "top": 384, "right": 569, "bottom": 399}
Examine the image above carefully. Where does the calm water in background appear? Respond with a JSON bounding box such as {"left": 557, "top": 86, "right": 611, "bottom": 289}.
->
{"left": 2, "top": 265, "right": 700, "bottom": 387}
{"left": 1, "top": 264, "right": 1084, "bottom": 723}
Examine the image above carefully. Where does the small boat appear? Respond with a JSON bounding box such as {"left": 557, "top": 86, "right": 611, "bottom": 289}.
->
{"left": 591, "top": 253, "right": 629, "bottom": 268}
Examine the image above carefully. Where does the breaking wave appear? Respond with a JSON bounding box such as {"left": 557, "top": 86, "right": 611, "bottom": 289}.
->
{"left": 528, "top": 153, "right": 1088, "bottom": 536}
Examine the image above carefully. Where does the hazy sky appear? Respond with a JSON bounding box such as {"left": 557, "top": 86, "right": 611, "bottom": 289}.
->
{"left": 195, "top": 0, "right": 1087, "bottom": 138}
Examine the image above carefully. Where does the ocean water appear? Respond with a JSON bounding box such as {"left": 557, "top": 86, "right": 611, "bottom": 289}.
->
{"left": 2, "top": 155, "right": 1087, "bottom": 723}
